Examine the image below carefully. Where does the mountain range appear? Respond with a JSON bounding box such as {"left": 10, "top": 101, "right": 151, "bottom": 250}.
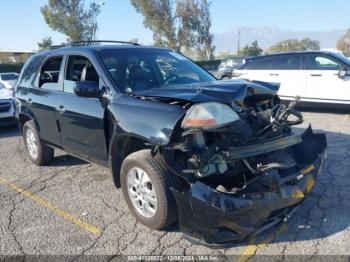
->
{"left": 213, "top": 27, "right": 346, "bottom": 53}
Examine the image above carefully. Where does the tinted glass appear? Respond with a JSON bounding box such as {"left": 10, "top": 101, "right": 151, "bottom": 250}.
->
{"left": 99, "top": 49, "right": 215, "bottom": 93}
{"left": 241, "top": 55, "right": 300, "bottom": 70}
{"left": 330, "top": 52, "right": 350, "bottom": 65}
{"left": 38, "top": 56, "right": 63, "bottom": 90}
{"left": 1, "top": 73, "right": 19, "bottom": 81}
{"left": 64, "top": 55, "right": 99, "bottom": 93}
{"left": 270, "top": 55, "right": 300, "bottom": 70}
{"left": 241, "top": 57, "right": 275, "bottom": 69}
{"left": 17, "top": 55, "right": 44, "bottom": 88}
{"left": 303, "top": 54, "right": 341, "bottom": 70}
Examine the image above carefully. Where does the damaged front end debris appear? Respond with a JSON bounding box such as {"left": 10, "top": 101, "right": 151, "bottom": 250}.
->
{"left": 157, "top": 83, "right": 327, "bottom": 246}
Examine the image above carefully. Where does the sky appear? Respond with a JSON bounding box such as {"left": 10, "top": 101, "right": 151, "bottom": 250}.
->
{"left": 0, "top": 0, "right": 349, "bottom": 51}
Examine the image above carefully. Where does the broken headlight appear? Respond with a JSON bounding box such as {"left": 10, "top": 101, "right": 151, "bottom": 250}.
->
{"left": 181, "top": 102, "right": 240, "bottom": 130}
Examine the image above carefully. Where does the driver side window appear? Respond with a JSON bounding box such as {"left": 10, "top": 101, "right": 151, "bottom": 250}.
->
{"left": 303, "top": 54, "right": 341, "bottom": 70}
{"left": 64, "top": 55, "right": 99, "bottom": 94}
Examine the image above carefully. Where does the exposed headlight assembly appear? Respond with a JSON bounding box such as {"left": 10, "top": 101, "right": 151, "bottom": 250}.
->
{"left": 181, "top": 102, "right": 240, "bottom": 130}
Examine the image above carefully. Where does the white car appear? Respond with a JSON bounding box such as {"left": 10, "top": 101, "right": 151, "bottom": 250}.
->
{"left": 0, "top": 83, "right": 16, "bottom": 127}
{"left": 232, "top": 51, "right": 350, "bottom": 109}
{"left": 0, "top": 72, "right": 19, "bottom": 89}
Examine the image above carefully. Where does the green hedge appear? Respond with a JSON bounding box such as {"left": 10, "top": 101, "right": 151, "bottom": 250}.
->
{"left": 0, "top": 63, "right": 24, "bottom": 73}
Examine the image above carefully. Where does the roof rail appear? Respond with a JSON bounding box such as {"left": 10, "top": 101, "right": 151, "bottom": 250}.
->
{"left": 49, "top": 40, "right": 140, "bottom": 50}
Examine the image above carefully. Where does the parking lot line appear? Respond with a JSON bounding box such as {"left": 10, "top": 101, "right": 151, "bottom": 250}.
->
{"left": 235, "top": 223, "right": 288, "bottom": 262}
{"left": 0, "top": 176, "right": 100, "bottom": 236}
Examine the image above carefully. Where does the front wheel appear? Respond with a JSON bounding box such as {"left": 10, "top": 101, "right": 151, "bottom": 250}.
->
{"left": 120, "top": 149, "right": 177, "bottom": 230}
{"left": 221, "top": 76, "right": 231, "bottom": 80}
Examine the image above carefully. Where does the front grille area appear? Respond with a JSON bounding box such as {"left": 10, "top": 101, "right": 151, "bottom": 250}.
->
{"left": 0, "top": 101, "right": 11, "bottom": 113}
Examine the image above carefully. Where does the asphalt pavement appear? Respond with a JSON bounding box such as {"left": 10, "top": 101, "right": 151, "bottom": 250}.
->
{"left": 0, "top": 112, "right": 349, "bottom": 261}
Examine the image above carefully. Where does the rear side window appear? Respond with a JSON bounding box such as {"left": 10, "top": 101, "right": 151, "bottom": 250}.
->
{"left": 17, "top": 55, "right": 44, "bottom": 88}
{"left": 64, "top": 55, "right": 99, "bottom": 94}
{"left": 240, "top": 55, "right": 300, "bottom": 70}
{"left": 1, "top": 74, "right": 18, "bottom": 81}
{"left": 37, "top": 56, "right": 63, "bottom": 90}
{"left": 240, "top": 57, "right": 275, "bottom": 70}
{"left": 270, "top": 55, "right": 300, "bottom": 70}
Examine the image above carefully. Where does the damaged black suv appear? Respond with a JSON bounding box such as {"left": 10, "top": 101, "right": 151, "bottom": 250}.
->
{"left": 15, "top": 41, "right": 327, "bottom": 246}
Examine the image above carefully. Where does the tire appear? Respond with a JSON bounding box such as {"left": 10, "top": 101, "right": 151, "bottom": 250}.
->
{"left": 221, "top": 76, "right": 231, "bottom": 80}
{"left": 23, "top": 120, "right": 54, "bottom": 166}
{"left": 120, "top": 149, "right": 177, "bottom": 230}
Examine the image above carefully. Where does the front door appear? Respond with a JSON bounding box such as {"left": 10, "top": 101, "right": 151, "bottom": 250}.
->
{"left": 56, "top": 55, "right": 108, "bottom": 163}
{"left": 303, "top": 53, "right": 350, "bottom": 103}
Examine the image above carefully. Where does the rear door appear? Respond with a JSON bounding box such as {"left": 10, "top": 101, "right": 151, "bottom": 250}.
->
{"left": 235, "top": 57, "right": 276, "bottom": 82}
{"left": 268, "top": 54, "right": 306, "bottom": 100}
{"left": 303, "top": 53, "right": 350, "bottom": 102}
{"left": 17, "top": 55, "right": 64, "bottom": 146}
{"left": 56, "top": 54, "right": 108, "bottom": 163}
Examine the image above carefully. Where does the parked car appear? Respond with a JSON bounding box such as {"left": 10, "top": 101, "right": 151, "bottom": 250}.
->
{"left": 217, "top": 58, "right": 244, "bottom": 80}
{"left": 15, "top": 41, "right": 326, "bottom": 246}
{"left": 0, "top": 72, "right": 19, "bottom": 89}
{"left": 0, "top": 83, "right": 16, "bottom": 127}
{"left": 232, "top": 51, "right": 350, "bottom": 109}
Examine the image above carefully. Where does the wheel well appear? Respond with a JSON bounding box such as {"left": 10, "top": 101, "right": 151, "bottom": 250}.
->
{"left": 110, "top": 136, "right": 151, "bottom": 188}
{"left": 18, "top": 114, "right": 32, "bottom": 132}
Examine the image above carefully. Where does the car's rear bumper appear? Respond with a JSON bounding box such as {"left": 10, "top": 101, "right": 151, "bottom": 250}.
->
{"left": 171, "top": 127, "right": 327, "bottom": 246}
{"left": 0, "top": 100, "right": 16, "bottom": 127}
{"left": 0, "top": 117, "right": 17, "bottom": 127}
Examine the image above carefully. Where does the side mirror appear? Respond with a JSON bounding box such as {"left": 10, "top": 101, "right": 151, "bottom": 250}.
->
{"left": 74, "top": 81, "right": 99, "bottom": 98}
{"left": 338, "top": 68, "right": 349, "bottom": 79}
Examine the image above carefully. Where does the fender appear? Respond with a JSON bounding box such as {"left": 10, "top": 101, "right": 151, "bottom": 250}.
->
{"left": 107, "top": 94, "right": 185, "bottom": 149}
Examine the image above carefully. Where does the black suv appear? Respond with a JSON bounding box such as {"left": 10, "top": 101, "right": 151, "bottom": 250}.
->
{"left": 15, "top": 41, "right": 327, "bottom": 246}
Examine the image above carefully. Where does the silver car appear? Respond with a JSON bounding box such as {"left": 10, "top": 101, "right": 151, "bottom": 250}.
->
{"left": 0, "top": 83, "right": 16, "bottom": 127}
{"left": 0, "top": 72, "right": 19, "bottom": 89}
{"left": 217, "top": 58, "right": 244, "bottom": 80}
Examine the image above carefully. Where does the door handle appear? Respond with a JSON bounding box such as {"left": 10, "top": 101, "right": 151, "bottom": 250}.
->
{"left": 27, "top": 98, "right": 32, "bottom": 104}
{"left": 310, "top": 74, "right": 322, "bottom": 77}
{"left": 269, "top": 73, "right": 279, "bottom": 76}
{"left": 56, "top": 105, "right": 65, "bottom": 114}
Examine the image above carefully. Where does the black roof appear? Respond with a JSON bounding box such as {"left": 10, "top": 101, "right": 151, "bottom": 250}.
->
{"left": 35, "top": 41, "right": 171, "bottom": 57}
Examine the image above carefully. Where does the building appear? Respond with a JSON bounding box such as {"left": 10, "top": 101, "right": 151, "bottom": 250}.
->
{"left": 0, "top": 50, "right": 35, "bottom": 64}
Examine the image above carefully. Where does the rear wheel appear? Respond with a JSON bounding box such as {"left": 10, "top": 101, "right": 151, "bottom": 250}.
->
{"left": 23, "top": 121, "right": 54, "bottom": 166}
{"left": 120, "top": 149, "right": 177, "bottom": 230}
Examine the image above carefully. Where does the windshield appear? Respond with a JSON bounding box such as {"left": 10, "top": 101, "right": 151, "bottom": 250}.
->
{"left": 1, "top": 73, "right": 19, "bottom": 81}
{"left": 331, "top": 52, "right": 350, "bottom": 65}
{"left": 99, "top": 49, "right": 215, "bottom": 93}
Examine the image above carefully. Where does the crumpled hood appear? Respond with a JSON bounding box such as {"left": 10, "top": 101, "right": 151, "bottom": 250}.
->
{"left": 134, "top": 79, "right": 280, "bottom": 106}
{"left": 0, "top": 88, "right": 13, "bottom": 100}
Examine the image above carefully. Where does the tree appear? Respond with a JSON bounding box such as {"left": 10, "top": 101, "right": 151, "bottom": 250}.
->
{"left": 38, "top": 37, "right": 53, "bottom": 50}
{"left": 241, "top": 40, "right": 263, "bottom": 57}
{"left": 337, "top": 29, "right": 350, "bottom": 56}
{"left": 41, "top": 0, "right": 101, "bottom": 42}
{"left": 177, "top": 0, "right": 215, "bottom": 60}
{"left": 268, "top": 38, "right": 320, "bottom": 53}
{"left": 131, "top": 0, "right": 185, "bottom": 51}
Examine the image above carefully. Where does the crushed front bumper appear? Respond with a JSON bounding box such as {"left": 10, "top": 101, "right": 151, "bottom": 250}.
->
{"left": 171, "top": 127, "right": 327, "bottom": 246}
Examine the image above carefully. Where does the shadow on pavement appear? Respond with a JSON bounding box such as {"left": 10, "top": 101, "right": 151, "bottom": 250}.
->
{"left": 0, "top": 126, "right": 19, "bottom": 139}
{"left": 51, "top": 154, "right": 88, "bottom": 166}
